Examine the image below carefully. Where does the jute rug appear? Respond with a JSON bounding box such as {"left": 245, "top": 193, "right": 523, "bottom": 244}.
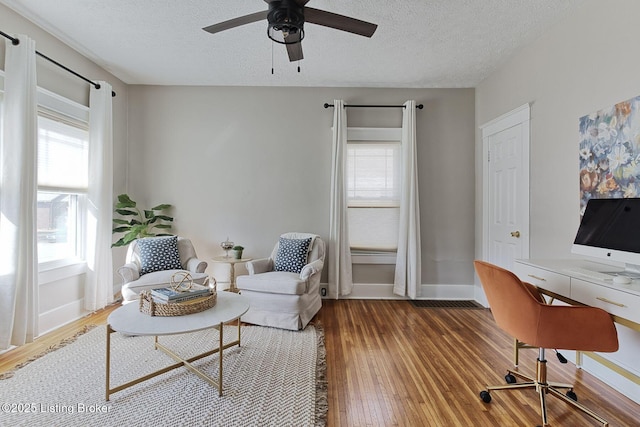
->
{"left": 0, "top": 323, "right": 327, "bottom": 427}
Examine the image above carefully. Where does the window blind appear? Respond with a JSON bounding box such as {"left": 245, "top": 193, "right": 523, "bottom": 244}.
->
{"left": 347, "top": 141, "right": 401, "bottom": 251}
{"left": 37, "top": 115, "right": 89, "bottom": 192}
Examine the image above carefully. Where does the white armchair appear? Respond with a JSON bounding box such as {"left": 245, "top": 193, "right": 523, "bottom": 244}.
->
{"left": 236, "top": 232, "right": 325, "bottom": 330}
{"left": 117, "top": 236, "right": 208, "bottom": 303}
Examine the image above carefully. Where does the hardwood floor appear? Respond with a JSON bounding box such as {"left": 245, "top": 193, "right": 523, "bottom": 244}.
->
{"left": 0, "top": 303, "right": 116, "bottom": 376}
{"left": 315, "top": 299, "right": 640, "bottom": 427}
{"left": 1, "top": 299, "right": 638, "bottom": 426}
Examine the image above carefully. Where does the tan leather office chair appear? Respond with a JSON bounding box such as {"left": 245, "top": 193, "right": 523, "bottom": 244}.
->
{"left": 474, "top": 260, "right": 619, "bottom": 427}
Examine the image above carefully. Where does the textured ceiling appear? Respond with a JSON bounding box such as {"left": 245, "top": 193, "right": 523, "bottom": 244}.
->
{"left": 0, "top": 0, "right": 584, "bottom": 88}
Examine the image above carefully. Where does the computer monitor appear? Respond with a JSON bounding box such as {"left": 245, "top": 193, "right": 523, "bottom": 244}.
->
{"left": 572, "top": 198, "right": 640, "bottom": 273}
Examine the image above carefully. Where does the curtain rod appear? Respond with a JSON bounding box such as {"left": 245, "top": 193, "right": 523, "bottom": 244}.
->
{"left": 323, "top": 103, "right": 423, "bottom": 109}
{"left": 1, "top": 30, "right": 116, "bottom": 97}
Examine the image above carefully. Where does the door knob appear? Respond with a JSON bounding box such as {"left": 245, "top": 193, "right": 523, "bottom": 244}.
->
{"left": 510, "top": 231, "right": 521, "bottom": 238}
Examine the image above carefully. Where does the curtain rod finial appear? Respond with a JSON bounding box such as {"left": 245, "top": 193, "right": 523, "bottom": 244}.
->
{"left": 324, "top": 103, "right": 331, "bottom": 109}
{"left": 417, "top": 104, "right": 424, "bottom": 109}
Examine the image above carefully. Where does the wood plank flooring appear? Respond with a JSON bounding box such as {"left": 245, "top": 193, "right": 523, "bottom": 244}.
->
{"left": 1, "top": 299, "right": 638, "bottom": 426}
{"left": 315, "top": 299, "right": 640, "bottom": 427}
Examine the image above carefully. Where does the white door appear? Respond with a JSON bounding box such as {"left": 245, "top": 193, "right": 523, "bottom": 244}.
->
{"left": 481, "top": 104, "right": 530, "bottom": 271}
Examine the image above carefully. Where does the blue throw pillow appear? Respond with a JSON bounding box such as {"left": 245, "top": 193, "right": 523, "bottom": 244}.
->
{"left": 137, "top": 236, "right": 182, "bottom": 275}
{"left": 274, "top": 237, "right": 312, "bottom": 274}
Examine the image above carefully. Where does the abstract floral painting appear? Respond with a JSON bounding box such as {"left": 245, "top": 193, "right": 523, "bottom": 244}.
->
{"left": 579, "top": 95, "right": 640, "bottom": 214}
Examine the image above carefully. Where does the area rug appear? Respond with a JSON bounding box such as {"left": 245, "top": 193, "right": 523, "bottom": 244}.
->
{"left": 0, "top": 324, "right": 327, "bottom": 427}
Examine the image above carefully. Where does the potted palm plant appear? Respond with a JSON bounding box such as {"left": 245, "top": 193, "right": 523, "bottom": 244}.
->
{"left": 111, "top": 193, "right": 173, "bottom": 247}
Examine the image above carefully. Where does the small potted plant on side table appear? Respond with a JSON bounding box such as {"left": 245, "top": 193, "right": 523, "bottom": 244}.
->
{"left": 232, "top": 245, "right": 244, "bottom": 259}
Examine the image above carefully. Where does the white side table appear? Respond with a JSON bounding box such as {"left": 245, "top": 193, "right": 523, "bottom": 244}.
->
{"left": 211, "top": 256, "right": 252, "bottom": 293}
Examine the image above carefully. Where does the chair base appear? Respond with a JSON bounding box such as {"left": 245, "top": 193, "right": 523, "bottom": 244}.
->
{"left": 481, "top": 351, "right": 609, "bottom": 427}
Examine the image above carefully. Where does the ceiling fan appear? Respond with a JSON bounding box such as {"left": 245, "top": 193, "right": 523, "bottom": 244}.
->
{"left": 202, "top": 0, "right": 378, "bottom": 62}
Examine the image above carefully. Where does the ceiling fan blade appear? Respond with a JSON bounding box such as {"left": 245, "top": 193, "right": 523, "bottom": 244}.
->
{"left": 286, "top": 41, "right": 304, "bottom": 62}
{"left": 202, "top": 11, "right": 268, "bottom": 34}
{"left": 304, "top": 8, "right": 377, "bottom": 37}
{"left": 263, "top": 0, "right": 310, "bottom": 4}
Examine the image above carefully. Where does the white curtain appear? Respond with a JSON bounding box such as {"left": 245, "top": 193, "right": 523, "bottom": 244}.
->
{"left": 0, "top": 35, "right": 39, "bottom": 349}
{"left": 394, "top": 100, "right": 422, "bottom": 298}
{"left": 328, "top": 100, "right": 353, "bottom": 298}
{"left": 85, "top": 81, "right": 114, "bottom": 311}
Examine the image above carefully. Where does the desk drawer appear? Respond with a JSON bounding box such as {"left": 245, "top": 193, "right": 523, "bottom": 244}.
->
{"left": 571, "top": 278, "right": 640, "bottom": 325}
{"left": 513, "top": 262, "right": 571, "bottom": 296}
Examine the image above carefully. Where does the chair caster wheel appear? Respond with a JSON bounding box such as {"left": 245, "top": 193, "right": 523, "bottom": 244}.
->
{"left": 479, "top": 390, "right": 492, "bottom": 403}
{"left": 566, "top": 390, "right": 577, "bottom": 401}
{"left": 505, "top": 373, "right": 517, "bottom": 384}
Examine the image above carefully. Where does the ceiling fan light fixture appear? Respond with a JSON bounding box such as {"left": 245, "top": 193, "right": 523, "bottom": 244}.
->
{"left": 267, "top": 0, "right": 305, "bottom": 45}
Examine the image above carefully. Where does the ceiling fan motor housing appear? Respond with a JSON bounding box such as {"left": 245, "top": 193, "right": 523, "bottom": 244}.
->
{"left": 267, "top": 0, "right": 305, "bottom": 44}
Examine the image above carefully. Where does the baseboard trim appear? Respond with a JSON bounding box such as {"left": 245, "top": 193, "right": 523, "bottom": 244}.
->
{"left": 321, "top": 283, "right": 477, "bottom": 300}
{"left": 38, "top": 299, "right": 89, "bottom": 336}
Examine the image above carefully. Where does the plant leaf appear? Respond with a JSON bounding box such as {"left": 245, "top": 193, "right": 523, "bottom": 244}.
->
{"left": 144, "top": 210, "right": 154, "bottom": 219}
{"left": 156, "top": 233, "right": 173, "bottom": 237}
{"left": 155, "top": 215, "right": 174, "bottom": 222}
{"left": 115, "top": 209, "right": 138, "bottom": 216}
{"left": 129, "top": 224, "right": 146, "bottom": 233}
{"left": 152, "top": 204, "right": 171, "bottom": 211}
{"left": 154, "top": 224, "right": 173, "bottom": 229}
{"left": 111, "top": 237, "right": 126, "bottom": 247}
{"left": 122, "top": 231, "right": 139, "bottom": 245}
{"left": 116, "top": 194, "right": 136, "bottom": 208}
{"left": 112, "top": 226, "right": 131, "bottom": 233}
{"left": 112, "top": 218, "right": 129, "bottom": 224}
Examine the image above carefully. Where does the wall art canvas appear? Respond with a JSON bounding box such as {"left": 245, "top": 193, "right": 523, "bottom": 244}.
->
{"left": 579, "top": 94, "right": 640, "bottom": 213}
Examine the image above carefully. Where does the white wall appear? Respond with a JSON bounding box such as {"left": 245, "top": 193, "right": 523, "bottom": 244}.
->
{"left": 127, "top": 86, "right": 476, "bottom": 294}
{"left": 0, "top": 3, "right": 129, "bottom": 333}
{"left": 475, "top": 0, "right": 640, "bottom": 403}
{"left": 476, "top": 0, "right": 640, "bottom": 261}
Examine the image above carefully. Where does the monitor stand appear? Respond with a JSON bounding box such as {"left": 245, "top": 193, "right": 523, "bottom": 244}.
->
{"left": 624, "top": 263, "right": 640, "bottom": 278}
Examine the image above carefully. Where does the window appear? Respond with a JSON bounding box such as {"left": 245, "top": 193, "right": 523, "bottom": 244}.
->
{"left": 346, "top": 128, "right": 402, "bottom": 254}
{"left": 36, "top": 113, "right": 88, "bottom": 264}
{"left": 0, "top": 78, "right": 89, "bottom": 270}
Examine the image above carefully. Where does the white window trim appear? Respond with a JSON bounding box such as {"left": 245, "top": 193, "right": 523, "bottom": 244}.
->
{"left": 347, "top": 127, "right": 402, "bottom": 141}
{"left": 351, "top": 251, "right": 397, "bottom": 265}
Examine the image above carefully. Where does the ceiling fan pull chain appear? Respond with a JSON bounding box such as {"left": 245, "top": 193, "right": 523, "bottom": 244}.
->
{"left": 297, "top": 60, "right": 300, "bottom": 73}
{"left": 271, "top": 41, "right": 274, "bottom": 75}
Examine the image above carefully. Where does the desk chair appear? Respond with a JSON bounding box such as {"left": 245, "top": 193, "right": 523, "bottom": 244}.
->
{"left": 473, "top": 260, "right": 619, "bottom": 427}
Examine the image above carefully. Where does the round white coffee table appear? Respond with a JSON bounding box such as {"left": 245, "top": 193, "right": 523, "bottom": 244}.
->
{"left": 106, "top": 291, "right": 249, "bottom": 400}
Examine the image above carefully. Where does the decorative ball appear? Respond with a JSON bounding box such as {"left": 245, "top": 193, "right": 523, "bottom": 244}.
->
{"left": 170, "top": 271, "right": 193, "bottom": 292}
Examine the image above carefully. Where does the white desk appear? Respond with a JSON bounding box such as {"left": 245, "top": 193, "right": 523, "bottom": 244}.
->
{"left": 513, "top": 259, "right": 640, "bottom": 391}
{"left": 105, "top": 292, "right": 249, "bottom": 400}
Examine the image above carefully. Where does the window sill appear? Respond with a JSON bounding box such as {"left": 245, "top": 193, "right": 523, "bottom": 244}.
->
{"left": 38, "top": 258, "right": 86, "bottom": 285}
{"left": 351, "top": 251, "right": 397, "bottom": 265}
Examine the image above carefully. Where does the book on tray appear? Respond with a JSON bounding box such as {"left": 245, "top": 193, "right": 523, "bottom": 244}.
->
{"left": 151, "top": 284, "right": 210, "bottom": 303}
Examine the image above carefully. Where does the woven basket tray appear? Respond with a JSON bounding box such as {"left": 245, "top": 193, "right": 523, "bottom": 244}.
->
{"left": 139, "top": 290, "right": 217, "bottom": 317}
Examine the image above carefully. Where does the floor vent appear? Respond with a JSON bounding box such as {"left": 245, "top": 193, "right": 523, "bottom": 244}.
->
{"left": 410, "top": 300, "right": 484, "bottom": 309}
